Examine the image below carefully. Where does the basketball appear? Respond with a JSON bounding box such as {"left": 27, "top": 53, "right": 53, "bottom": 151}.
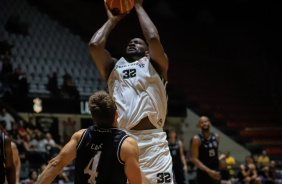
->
{"left": 105, "top": 0, "right": 134, "bottom": 15}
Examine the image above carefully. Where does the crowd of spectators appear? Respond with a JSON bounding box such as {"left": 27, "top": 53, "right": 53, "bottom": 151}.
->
{"left": 1, "top": 102, "right": 282, "bottom": 183}
{"left": 216, "top": 150, "right": 282, "bottom": 184}
{"left": 0, "top": 106, "right": 72, "bottom": 183}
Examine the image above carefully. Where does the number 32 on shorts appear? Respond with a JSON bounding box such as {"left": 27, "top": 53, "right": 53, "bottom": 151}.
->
{"left": 157, "top": 172, "right": 171, "bottom": 183}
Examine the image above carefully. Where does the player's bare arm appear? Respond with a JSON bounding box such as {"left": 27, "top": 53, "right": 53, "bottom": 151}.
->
{"left": 11, "top": 141, "right": 21, "bottom": 184}
{"left": 121, "top": 136, "right": 143, "bottom": 184}
{"left": 89, "top": 2, "right": 126, "bottom": 81}
{"left": 37, "top": 129, "right": 85, "bottom": 183}
{"left": 4, "top": 135, "right": 16, "bottom": 184}
{"left": 179, "top": 140, "right": 188, "bottom": 173}
{"left": 134, "top": 0, "right": 168, "bottom": 80}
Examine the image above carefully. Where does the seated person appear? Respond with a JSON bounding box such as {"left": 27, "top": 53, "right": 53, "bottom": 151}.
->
{"left": 237, "top": 156, "right": 262, "bottom": 184}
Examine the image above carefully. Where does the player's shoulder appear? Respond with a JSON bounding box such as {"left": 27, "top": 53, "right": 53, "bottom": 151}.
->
{"left": 120, "top": 136, "right": 138, "bottom": 161}
{"left": 73, "top": 129, "right": 87, "bottom": 140}
{"left": 11, "top": 141, "right": 17, "bottom": 148}
{"left": 214, "top": 132, "right": 220, "bottom": 138}
{"left": 191, "top": 134, "right": 200, "bottom": 143}
{"left": 123, "top": 136, "right": 137, "bottom": 146}
{"left": 4, "top": 134, "right": 12, "bottom": 142}
{"left": 122, "top": 136, "right": 138, "bottom": 152}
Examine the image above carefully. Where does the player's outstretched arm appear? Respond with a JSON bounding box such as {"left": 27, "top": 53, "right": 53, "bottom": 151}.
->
{"left": 134, "top": 0, "right": 168, "bottom": 80}
{"left": 37, "top": 129, "right": 85, "bottom": 184}
{"left": 89, "top": 1, "right": 126, "bottom": 81}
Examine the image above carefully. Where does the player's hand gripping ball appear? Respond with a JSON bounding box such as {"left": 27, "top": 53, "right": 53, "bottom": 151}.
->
{"left": 105, "top": 0, "right": 134, "bottom": 15}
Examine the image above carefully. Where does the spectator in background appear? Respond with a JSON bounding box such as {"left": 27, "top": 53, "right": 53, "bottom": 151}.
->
{"left": 38, "top": 163, "right": 70, "bottom": 184}
{"left": 37, "top": 163, "right": 47, "bottom": 180}
{"left": 0, "top": 108, "right": 15, "bottom": 134}
{"left": 219, "top": 159, "right": 232, "bottom": 184}
{"left": 253, "top": 154, "right": 260, "bottom": 168}
{"left": 168, "top": 127, "right": 188, "bottom": 184}
{"left": 11, "top": 120, "right": 29, "bottom": 161}
{"left": 16, "top": 119, "right": 27, "bottom": 141}
{"left": 47, "top": 72, "right": 60, "bottom": 97}
{"left": 237, "top": 155, "right": 262, "bottom": 184}
{"left": 42, "top": 132, "right": 62, "bottom": 160}
{"left": 29, "top": 130, "right": 46, "bottom": 153}
{"left": 258, "top": 149, "right": 270, "bottom": 167}
{"left": 268, "top": 161, "right": 280, "bottom": 184}
{"left": 9, "top": 66, "right": 28, "bottom": 97}
{"left": 21, "top": 169, "right": 38, "bottom": 184}
{"left": 223, "top": 151, "right": 236, "bottom": 176}
{"left": 0, "top": 57, "right": 13, "bottom": 95}
{"left": 258, "top": 160, "right": 279, "bottom": 184}
{"left": 25, "top": 129, "right": 48, "bottom": 170}
{"left": 61, "top": 72, "right": 79, "bottom": 99}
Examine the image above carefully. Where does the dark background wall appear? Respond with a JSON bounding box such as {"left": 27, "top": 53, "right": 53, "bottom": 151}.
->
{"left": 27, "top": 0, "right": 281, "bottom": 85}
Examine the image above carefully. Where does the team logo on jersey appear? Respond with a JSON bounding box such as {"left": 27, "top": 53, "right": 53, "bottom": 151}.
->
{"left": 213, "top": 141, "right": 218, "bottom": 147}
{"left": 136, "top": 63, "right": 145, "bottom": 68}
{"left": 91, "top": 143, "right": 103, "bottom": 150}
{"left": 209, "top": 149, "right": 215, "bottom": 157}
{"left": 116, "top": 62, "right": 144, "bottom": 69}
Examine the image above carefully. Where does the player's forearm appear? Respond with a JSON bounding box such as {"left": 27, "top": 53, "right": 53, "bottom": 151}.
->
{"left": 37, "top": 160, "right": 65, "bottom": 183}
{"left": 37, "top": 167, "right": 62, "bottom": 183}
{"left": 190, "top": 158, "right": 211, "bottom": 173}
{"left": 134, "top": 3, "right": 159, "bottom": 41}
{"left": 181, "top": 155, "right": 187, "bottom": 168}
{"left": 89, "top": 19, "right": 117, "bottom": 47}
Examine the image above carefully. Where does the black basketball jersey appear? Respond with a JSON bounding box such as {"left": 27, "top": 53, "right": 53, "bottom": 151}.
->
{"left": 168, "top": 140, "right": 183, "bottom": 167}
{"left": 197, "top": 132, "right": 219, "bottom": 172}
{"left": 0, "top": 132, "right": 5, "bottom": 184}
{"left": 74, "top": 125, "right": 129, "bottom": 184}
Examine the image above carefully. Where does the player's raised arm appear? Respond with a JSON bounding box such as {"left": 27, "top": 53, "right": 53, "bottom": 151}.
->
{"left": 134, "top": 0, "right": 168, "bottom": 80}
{"left": 37, "top": 129, "right": 85, "bottom": 183}
{"left": 89, "top": 1, "right": 126, "bottom": 81}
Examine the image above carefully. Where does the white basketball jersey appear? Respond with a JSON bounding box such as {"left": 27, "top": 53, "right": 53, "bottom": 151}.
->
{"left": 107, "top": 56, "right": 168, "bottom": 130}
